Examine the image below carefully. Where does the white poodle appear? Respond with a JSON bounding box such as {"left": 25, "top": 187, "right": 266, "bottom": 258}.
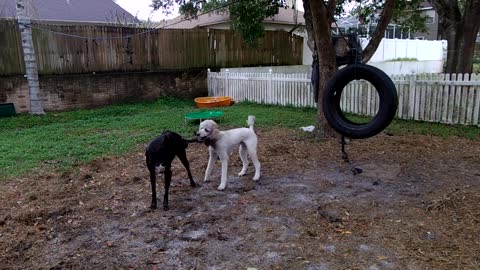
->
{"left": 196, "top": 115, "right": 261, "bottom": 190}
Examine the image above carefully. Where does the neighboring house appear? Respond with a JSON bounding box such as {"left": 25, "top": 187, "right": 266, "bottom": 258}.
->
{"left": 160, "top": 8, "right": 305, "bottom": 33}
{"left": 413, "top": 1, "right": 440, "bottom": 40}
{"left": 0, "top": 0, "right": 139, "bottom": 24}
{"left": 416, "top": 2, "right": 480, "bottom": 42}
{"left": 333, "top": 1, "right": 441, "bottom": 40}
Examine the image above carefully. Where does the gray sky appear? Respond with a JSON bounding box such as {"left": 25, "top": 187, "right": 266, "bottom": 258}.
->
{"left": 115, "top": 0, "right": 179, "bottom": 21}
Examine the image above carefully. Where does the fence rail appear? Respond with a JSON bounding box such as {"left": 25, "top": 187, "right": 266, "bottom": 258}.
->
{"left": 0, "top": 19, "right": 303, "bottom": 75}
{"left": 208, "top": 71, "right": 480, "bottom": 126}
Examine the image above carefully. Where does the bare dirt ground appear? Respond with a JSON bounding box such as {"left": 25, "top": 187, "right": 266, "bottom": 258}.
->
{"left": 1, "top": 128, "right": 479, "bottom": 270}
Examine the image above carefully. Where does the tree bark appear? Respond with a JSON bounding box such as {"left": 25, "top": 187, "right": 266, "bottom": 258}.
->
{"left": 302, "top": 0, "right": 315, "bottom": 53}
{"left": 303, "top": 0, "right": 400, "bottom": 138}
{"left": 309, "top": 0, "right": 337, "bottom": 137}
{"left": 362, "top": 0, "right": 396, "bottom": 63}
{"left": 429, "top": 0, "right": 480, "bottom": 73}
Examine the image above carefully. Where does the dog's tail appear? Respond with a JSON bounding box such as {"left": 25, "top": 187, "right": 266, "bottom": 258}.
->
{"left": 247, "top": 115, "right": 256, "bottom": 130}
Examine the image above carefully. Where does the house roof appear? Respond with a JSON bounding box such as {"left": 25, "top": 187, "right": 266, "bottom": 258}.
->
{"left": 0, "top": 0, "right": 139, "bottom": 23}
{"left": 160, "top": 8, "right": 305, "bottom": 29}
{"left": 419, "top": 1, "right": 434, "bottom": 9}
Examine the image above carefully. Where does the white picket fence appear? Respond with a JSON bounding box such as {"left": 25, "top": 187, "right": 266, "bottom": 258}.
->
{"left": 208, "top": 70, "right": 480, "bottom": 126}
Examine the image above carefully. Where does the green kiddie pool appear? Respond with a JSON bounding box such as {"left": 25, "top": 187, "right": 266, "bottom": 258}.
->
{"left": 184, "top": 111, "right": 224, "bottom": 125}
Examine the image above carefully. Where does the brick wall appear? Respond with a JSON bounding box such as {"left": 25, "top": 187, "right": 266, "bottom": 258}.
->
{"left": 0, "top": 76, "right": 30, "bottom": 112}
{"left": 0, "top": 70, "right": 208, "bottom": 113}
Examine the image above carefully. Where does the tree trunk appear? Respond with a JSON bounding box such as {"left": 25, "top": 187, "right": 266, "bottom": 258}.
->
{"left": 309, "top": 0, "right": 337, "bottom": 138}
{"left": 429, "top": 0, "right": 480, "bottom": 74}
{"left": 303, "top": 0, "right": 399, "bottom": 137}
{"left": 302, "top": 0, "right": 315, "bottom": 53}
{"left": 453, "top": 0, "right": 480, "bottom": 73}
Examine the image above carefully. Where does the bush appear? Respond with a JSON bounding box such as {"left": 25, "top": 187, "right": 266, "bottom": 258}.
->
{"left": 473, "top": 63, "right": 480, "bottom": 74}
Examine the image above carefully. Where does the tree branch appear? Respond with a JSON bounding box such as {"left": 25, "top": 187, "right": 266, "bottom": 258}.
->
{"left": 326, "top": 0, "right": 337, "bottom": 24}
{"left": 362, "top": 0, "right": 395, "bottom": 63}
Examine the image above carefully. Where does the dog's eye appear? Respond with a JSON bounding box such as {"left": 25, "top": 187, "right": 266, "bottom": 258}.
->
{"left": 205, "top": 129, "right": 210, "bottom": 132}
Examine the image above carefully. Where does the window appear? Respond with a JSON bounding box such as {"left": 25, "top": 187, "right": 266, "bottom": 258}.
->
{"left": 426, "top": 15, "right": 434, "bottom": 24}
{"left": 425, "top": 10, "right": 435, "bottom": 24}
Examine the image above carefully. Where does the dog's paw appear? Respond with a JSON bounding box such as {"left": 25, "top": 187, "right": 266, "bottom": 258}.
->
{"left": 217, "top": 185, "right": 226, "bottom": 191}
{"left": 252, "top": 175, "right": 260, "bottom": 181}
{"left": 204, "top": 178, "right": 210, "bottom": 182}
{"left": 150, "top": 204, "right": 157, "bottom": 210}
{"left": 238, "top": 171, "right": 246, "bottom": 177}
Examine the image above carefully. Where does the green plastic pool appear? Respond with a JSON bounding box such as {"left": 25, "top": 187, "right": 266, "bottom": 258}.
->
{"left": 184, "top": 111, "right": 224, "bottom": 123}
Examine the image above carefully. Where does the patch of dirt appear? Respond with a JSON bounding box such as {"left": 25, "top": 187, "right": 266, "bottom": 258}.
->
{"left": 1, "top": 128, "right": 479, "bottom": 269}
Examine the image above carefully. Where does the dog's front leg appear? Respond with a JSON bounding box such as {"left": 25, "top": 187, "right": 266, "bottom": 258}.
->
{"left": 163, "top": 167, "right": 172, "bottom": 210}
{"left": 218, "top": 155, "right": 229, "bottom": 191}
{"left": 204, "top": 146, "right": 217, "bottom": 182}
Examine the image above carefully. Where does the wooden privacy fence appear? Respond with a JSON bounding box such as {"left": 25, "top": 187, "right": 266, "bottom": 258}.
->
{"left": 208, "top": 71, "right": 480, "bottom": 126}
{"left": 0, "top": 19, "right": 303, "bottom": 75}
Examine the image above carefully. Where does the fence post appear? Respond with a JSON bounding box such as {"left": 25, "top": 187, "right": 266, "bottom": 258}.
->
{"left": 16, "top": 0, "right": 44, "bottom": 115}
{"left": 408, "top": 71, "right": 416, "bottom": 119}
{"left": 474, "top": 74, "right": 480, "bottom": 126}
{"left": 207, "top": 68, "right": 212, "bottom": 96}
{"left": 224, "top": 69, "right": 229, "bottom": 97}
{"left": 267, "top": 69, "right": 273, "bottom": 104}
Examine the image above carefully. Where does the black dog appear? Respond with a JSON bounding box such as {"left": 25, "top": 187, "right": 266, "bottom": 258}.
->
{"left": 145, "top": 131, "right": 197, "bottom": 210}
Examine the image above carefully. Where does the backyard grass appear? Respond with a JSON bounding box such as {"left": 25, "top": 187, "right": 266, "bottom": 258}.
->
{"left": 387, "top": 57, "right": 418, "bottom": 62}
{"left": 0, "top": 97, "right": 479, "bottom": 180}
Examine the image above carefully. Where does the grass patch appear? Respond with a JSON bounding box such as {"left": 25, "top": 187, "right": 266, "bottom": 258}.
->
{"left": 0, "top": 98, "right": 478, "bottom": 180}
{"left": 0, "top": 99, "right": 315, "bottom": 180}
{"left": 387, "top": 57, "right": 418, "bottom": 62}
{"left": 345, "top": 113, "right": 480, "bottom": 139}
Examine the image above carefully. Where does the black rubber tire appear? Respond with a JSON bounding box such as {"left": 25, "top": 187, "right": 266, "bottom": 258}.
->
{"left": 322, "top": 64, "right": 398, "bottom": 139}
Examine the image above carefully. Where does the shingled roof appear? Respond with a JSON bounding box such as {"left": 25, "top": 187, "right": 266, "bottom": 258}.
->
{"left": 0, "top": 0, "right": 139, "bottom": 23}
{"left": 160, "top": 8, "right": 305, "bottom": 29}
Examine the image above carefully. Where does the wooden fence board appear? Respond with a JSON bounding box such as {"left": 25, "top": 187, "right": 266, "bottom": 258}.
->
{"left": 0, "top": 20, "right": 303, "bottom": 75}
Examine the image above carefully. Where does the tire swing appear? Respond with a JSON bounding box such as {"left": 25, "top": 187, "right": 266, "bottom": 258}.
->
{"left": 313, "top": 33, "right": 398, "bottom": 174}
{"left": 322, "top": 63, "right": 398, "bottom": 139}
